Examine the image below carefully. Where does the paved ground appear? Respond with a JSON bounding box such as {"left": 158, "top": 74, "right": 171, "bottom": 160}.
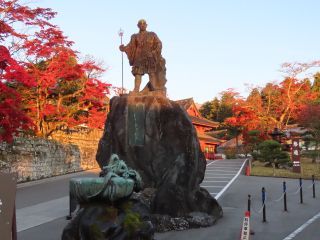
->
{"left": 157, "top": 174, "right": 320, "bottom": 240}
{"left": 202, "top": 159, "right": 246, "bottom": 199}
{"left": 16, "top": 160, "right": 320, "bottom": 240}
{"left": 17, "top": 159, "right": 246, "bottom": 239}
{"left": 290, "top": 215, "right": 320, "bottom": 240}
{"left": 16, "top": 169, "right": 99, "bottom": 237}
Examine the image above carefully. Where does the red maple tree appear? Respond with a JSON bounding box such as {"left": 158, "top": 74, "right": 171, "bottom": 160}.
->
{"left": 20, "top": 33, "right": 110, "bottom": 137}
{"left": 1, "top": 0, "right": 111, "bottom": 141}
{"left": 297, "top": 104, "right": 320, "bottom": 143}
{"left": 0, "top": 0, "right": 56, "bottom": 41}
{"left": 0, "top": 45, "right": 34, "bottom": 142}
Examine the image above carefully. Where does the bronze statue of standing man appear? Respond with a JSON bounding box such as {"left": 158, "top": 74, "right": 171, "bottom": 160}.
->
{"left": 119, "top": 19, "right": 167, "bottom": 94}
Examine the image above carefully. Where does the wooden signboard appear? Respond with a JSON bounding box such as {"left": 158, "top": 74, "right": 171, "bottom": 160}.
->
{"left": 292, "top": 138, "right": 301, "bottom": 173}
{"left": 0, "top": 173, "right": 17, "bottom": 240}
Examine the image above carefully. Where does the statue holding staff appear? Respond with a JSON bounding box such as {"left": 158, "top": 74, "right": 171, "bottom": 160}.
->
{"left": 119, "top": 19, "right": 167, "bottom": 93}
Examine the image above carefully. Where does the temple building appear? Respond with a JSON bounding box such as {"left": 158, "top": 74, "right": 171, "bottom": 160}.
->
{"left": 175, "top": 98, "right": 222, "bottom": 160}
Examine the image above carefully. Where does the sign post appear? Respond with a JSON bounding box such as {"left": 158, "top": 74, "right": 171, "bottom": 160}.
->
{"left": 0, "top": 173, "right": 17, "bottom": 240}
{"left": 292, "top": 137, "right": 301, "bottom": 173}
{"left": 240, "top": 211, "right": 250, "bottom": 240}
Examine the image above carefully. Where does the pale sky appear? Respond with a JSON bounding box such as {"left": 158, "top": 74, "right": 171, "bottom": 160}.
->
{"left": 31, "top": 0, "right": 320, "bottom": 103}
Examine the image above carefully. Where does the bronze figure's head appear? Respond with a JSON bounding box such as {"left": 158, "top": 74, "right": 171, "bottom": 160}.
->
{"left": 137, "top": 19, "right": 147, "bottom": 31}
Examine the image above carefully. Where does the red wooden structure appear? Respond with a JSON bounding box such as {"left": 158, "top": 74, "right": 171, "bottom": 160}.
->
{"left": 175, "top": 98, "right": 223, "bottom": 160}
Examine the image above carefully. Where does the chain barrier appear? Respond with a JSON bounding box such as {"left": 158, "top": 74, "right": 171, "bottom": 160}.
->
{"left": 288, "top": 185, "right": 302, "bottom": 196}
{"left": 251, "top": 192, "right": 284, "bottom": 215}
{"left": 273, "top": 192, "right": 285, "bottom": 202}
{"left": 249, "top": 178, "right": 316, "bottom": 217}
{"left": 307, "top": 182, "right": 315, "bottom": 189}
{"left": 241, "top": 177, "right": 317, "bottom": 238}
{"left": 267, "top": 192, "right": 285, "bottom": 208}
{"left": 251, "top": 202, "right": 265, "bottom": 215}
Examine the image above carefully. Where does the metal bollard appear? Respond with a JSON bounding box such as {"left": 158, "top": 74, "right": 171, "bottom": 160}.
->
{"left": 12, "top": 204, "right": 17, "bottom": 240}
{"left": 299, "top": 178, "right": 303, "bottom": 204}
{"left": 67, "top": 180, "right": 79, "bottom": 220}
{"left": 66, "top": 195, "right": 72, "bottom": 220}
{"left": 248, "top": 194, "right": 251, "bottom": 215}
{"left": 262, "top": 187, "right": 266, "bottom": 222}
{"left": 312, "top": 175, "right": 316, "bottom": 198}
{"left": 283, "top": 181, "right": 287, "bottom": 211}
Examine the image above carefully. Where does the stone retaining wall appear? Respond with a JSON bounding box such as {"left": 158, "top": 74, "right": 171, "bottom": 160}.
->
{"left": 0, "top": 129, "right": 103, "bottom": 182}
{"left": 0, "top": 137, "right": 81, "bottom": 182}
{"left": 51, "top": 129, "right": 102, "bottom": 170}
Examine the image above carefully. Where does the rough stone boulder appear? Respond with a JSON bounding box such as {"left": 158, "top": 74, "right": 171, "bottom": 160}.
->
{"left": 62, "top": 199, "right": 154, "bottom": 240}
{"left": 96, "top": 95, "right": 222, "bottom": 219}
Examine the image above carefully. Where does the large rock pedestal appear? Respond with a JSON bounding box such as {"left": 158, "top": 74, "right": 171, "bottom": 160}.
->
{"left": 62, "top": 199, "right": 154, "bottom": 240}
{"left": 96, "top": 95, "right": 222, "bottom": 219}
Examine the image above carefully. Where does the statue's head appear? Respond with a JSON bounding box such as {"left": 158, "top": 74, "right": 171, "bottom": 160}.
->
{"left": 137, "top": 19, "right": 147, "bottom": 31}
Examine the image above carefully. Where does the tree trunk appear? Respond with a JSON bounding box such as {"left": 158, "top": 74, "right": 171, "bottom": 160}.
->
{"left": 316, "top": 141, "right": 320, "bottom": 163}
{"left": 235, "top": 134, "right": 239, "bottom": 154}
{"left": 272, "top": 162, "right": 276, "bottom": 176}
